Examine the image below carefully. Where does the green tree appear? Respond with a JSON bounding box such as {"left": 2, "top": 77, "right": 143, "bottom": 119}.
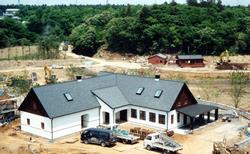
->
{"left": 230, "top": 71, "right": 249, "bottom": 108}
{"left": 69, "top": 24, "right": 99, "bottom": 56}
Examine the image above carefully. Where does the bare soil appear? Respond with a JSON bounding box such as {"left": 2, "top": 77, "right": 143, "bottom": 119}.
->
{"left": 0, "top": 118, "right": 249, "bottom": 154}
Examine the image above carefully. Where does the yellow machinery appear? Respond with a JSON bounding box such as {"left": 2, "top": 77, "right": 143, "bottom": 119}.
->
{"left": 44, "top": 65, "right": 57, "bottom": 84}
{"left": 218, "top": 49, "right": 230, "bottom": 64}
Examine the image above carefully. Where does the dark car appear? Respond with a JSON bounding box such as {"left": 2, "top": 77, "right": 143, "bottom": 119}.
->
{"left": 81, "top": 128, "right": 116, "bottom": 147}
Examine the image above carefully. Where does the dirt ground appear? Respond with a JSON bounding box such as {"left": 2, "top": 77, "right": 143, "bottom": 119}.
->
{"left": 0, "top": 117, "right": 249, "bottom": 154}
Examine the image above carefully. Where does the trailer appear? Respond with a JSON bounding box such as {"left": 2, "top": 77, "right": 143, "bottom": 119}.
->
{"left": 144, "top": 132, "right": 183, "bottom": 154}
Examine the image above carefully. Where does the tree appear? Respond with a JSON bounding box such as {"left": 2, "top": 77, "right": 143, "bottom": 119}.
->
{"left": 187, "top": 0, "right": 198, "bottom": 6}
{"left": 69, "top": 24, "right": 99, "bottom": 56}
{"left": 230, "top": 71, "right": 249, "bottom": 108}
{"left": 38, "top": 35, "right": 60, "bottom": 59}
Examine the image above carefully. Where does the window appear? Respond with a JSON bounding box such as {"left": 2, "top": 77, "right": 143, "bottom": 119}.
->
{"left": 139, "top": 110, "right": 146, "bottom": 120}
{"left": 154, "top": 90, "right": 163, "bottom": 98}
{"left": 159, "top": 114, "right": 165, "bottom": 124}
{"left": 146, "top": 136, "right": 152, "bottom": 140}
{"left": 171, "top": 115, "right": 174, "bottom": 124}
{"left": 136, "top": 87, "right": 144, "bottom": 95}
{"left": 27, "top": 119, "right": 30, "bottom": 125}
{"left": 41, "top": 122, "right": 44, "bottom": 129}
{"left": 131, "top": 109, "right": 137, "bottom": 118}
{"left": 149, "top": 112, "right": 156, "bottom": 122}
{"left": 64, "top": 93, "right": 73, "bottom": 101}
{"left": 177, "top": 113, "right": 180, "bottom": 123}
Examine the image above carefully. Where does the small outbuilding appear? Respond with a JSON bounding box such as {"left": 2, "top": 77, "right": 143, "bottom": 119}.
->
{"left": 148, "top": 53, "right": 167, "bottom": 65}
{"left": 176, "top": 55, "right": 205, "bottom": 68}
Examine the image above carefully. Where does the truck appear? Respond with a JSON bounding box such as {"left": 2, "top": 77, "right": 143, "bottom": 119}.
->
{"left": 97, "top": 125, "right": 139, "bottom": 144}
{"left": 144, "top": 132, "right": 183, "bottom": 154}
{"left": 112, "top": 127, "right": 140, "bottom": 144}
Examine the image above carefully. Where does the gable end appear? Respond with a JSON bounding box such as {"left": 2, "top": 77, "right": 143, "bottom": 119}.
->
{"left": 19, "top": 89, "right": 49, "bottom": 118}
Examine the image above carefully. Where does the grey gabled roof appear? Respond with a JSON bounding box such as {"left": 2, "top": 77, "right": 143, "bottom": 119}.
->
{"left": 92, "top": 86, "right": 129, "bottom": 109}
{"left": 148, "top": 53, "right": 167, "bottom": 59}
{"left": 177, "top": 104, "right": 218, "bottom": 117}
{"left": 177, "top": 55, "right": 203, "bottom": 60}
{"left": 22, "top": 74, "right": 186, "bottom": 118}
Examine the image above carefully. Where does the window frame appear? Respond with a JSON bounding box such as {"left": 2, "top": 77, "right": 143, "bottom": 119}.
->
{"left": 149, "top": 112, "right": 156, "bottom": 122}
{"left": 154, "top": 90, "right": 163, "bottom": 98}
{"left": 136, "top": 87, "right": 144, "bottom": 95}
{"left": 27, "top": 118, "right": 30, "bottom": 125}
{"left": 64, "top": 93, "right": 73, "bottom": 101}
{"left": 131, "top": 109, "right": 137, "bottom": 118}
{"left": 177, "top": 113, "right": 180, "bottom": 123}
{"left": 159, "top": 114, "right": 165, "bottom": 124}
{"left": 171, "top": 115, "right": 174, "bottom": 124}
{"left": 139, "top": 110, "right": 146, "bottom": 120}
{"left": 41, "top": 122, "right": 45, "bottom": 129}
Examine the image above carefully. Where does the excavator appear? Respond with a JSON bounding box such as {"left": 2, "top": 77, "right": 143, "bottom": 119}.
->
{"left": 217, "top": 49, "right": 230, "bottom": 65}
{"left": 216, "top": 50, "right": 248, "bottom": 70}
{"left": 44, "top": 65, "right": 57, "bottom": 84}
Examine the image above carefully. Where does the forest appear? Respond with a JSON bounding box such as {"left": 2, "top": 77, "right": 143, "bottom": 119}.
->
{"left": 0, "top": 1, "right": 249, "bottom": 57}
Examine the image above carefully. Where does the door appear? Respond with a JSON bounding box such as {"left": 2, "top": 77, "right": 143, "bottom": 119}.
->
{"left": 104, "top": 112, "right": 110, "bottom": 124}
{"left": 120, "top": 110, "right": 127, "bottom": 121}
{"left": 90, "top": 131, "right": 99, "bottom": 144}
{"left": 81, "top": 114, "right": 89, "bottom": 128}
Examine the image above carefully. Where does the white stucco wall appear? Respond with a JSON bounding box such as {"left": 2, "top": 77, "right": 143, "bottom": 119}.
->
{"left": 20, "top": 111, "right": 52, "bottom": 139}
{"left": 96, "top": 97, "right": 114, "bottom": 125}
{"left": 52, "top": 107, "right": 99, "bottom": 139}
{"left": 127, "top": 105, "right": 168, "bottom": 130}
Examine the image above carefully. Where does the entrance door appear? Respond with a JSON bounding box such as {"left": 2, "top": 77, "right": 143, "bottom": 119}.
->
{"left": 104, "top": 112, "right": 110, "bottom": 124}
{"left": 81, "top": 114, "right": 89, "bottom": 128}
{"left": 120, "top": 110, "right": 127, "bottom": 121}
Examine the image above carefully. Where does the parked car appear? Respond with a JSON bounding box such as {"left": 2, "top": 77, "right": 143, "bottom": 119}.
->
{"left": 80, "top": 128, "right": 116, "bottom": 147}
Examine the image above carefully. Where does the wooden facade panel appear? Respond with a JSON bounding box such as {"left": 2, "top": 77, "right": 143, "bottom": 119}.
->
{"left": 171, "top": 84, "right": 197, "bottom": 110}
{"left": 148, "top": 56, "right": 167, "bottom": 65}
{"left": 177, "top": 59, "right": 205, "bottom": 68}
{"left": 19, "top": 89, "right": 49, "bottom": 117}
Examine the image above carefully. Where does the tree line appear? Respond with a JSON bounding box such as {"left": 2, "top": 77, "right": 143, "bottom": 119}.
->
{"left": 0, "top": 1, "right": 249, "bottom": 57}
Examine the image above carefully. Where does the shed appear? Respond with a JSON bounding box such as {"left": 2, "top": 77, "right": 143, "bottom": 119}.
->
{"left": 176, "top": 55, "right": 205, "bottom": 68}
{"left": 148, "top": 53, "right": 167, "bottom": 65}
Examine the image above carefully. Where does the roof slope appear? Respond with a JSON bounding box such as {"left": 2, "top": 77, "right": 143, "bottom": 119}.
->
{"left": 148, "top": 53, "right": 167, "bottom": 59}
{"left": 116, "top": 75, "right": 184, "bottom": 111}
{"left": 177, "top": 104, "right": 218, "bottom": 117}
{"left": 177, "top": 55, "right": 203, "bottom": 60}
{"left": 31, "top": 75, "right": 116, "bottom": 118}
{"left": 92, "top": 86, "right": 129, "bottom": 108}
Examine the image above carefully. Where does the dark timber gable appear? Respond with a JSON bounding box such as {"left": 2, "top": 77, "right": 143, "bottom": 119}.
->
{"left": 171, "top": 84, "right": 197, "bottom": 110}
{"left": 19, "top": 89, "right": 49, "bottom": 117}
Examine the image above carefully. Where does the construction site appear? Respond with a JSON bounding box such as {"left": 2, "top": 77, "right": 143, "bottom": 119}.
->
{"left": 0, "top": 46, "right": 249, "bottom": 154}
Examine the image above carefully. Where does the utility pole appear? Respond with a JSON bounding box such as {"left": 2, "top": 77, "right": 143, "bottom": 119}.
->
{"left": 106, "top": 0, "right": 109, "bottom": 5}
{"left": 18, "top": 0, "right": 20, "bottom": 5}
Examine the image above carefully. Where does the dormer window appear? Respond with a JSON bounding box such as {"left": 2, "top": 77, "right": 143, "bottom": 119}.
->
{"left": 136, "top": 87, "right": 144, "bottom": 95}
{"left": 64, "top": 93, "right": 73, "bottom": 101}
{"left": 154, "top": 90, "right": 163, "bottom": 98}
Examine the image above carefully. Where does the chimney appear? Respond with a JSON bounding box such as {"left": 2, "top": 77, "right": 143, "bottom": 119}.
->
{"left": 155, "top": 74, "right": 160, "bottom": 81}
{"left": 76, "top": 76, "right": 82, "bottom": 82}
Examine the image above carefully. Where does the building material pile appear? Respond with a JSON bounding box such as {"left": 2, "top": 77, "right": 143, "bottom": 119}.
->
{"left": 130, "top": 127, "right": 154, "bottom": 140}
{"left": 213, "top": 141, "right": 249, "bottom": 154}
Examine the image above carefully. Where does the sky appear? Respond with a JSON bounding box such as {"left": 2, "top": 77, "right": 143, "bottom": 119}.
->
{"left": 0, "top": 0, "right": 249, "bottom": 6}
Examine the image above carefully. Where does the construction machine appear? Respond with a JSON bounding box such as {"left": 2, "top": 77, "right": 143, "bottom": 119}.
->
{"left": 44, "top": 65, "right": 57, "bottom": 84}
{"left": 216, "top": 50, "right": 248, "bottom": 70}
{"left": 217, "top": 49, "right": 230, "bottom": 65}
